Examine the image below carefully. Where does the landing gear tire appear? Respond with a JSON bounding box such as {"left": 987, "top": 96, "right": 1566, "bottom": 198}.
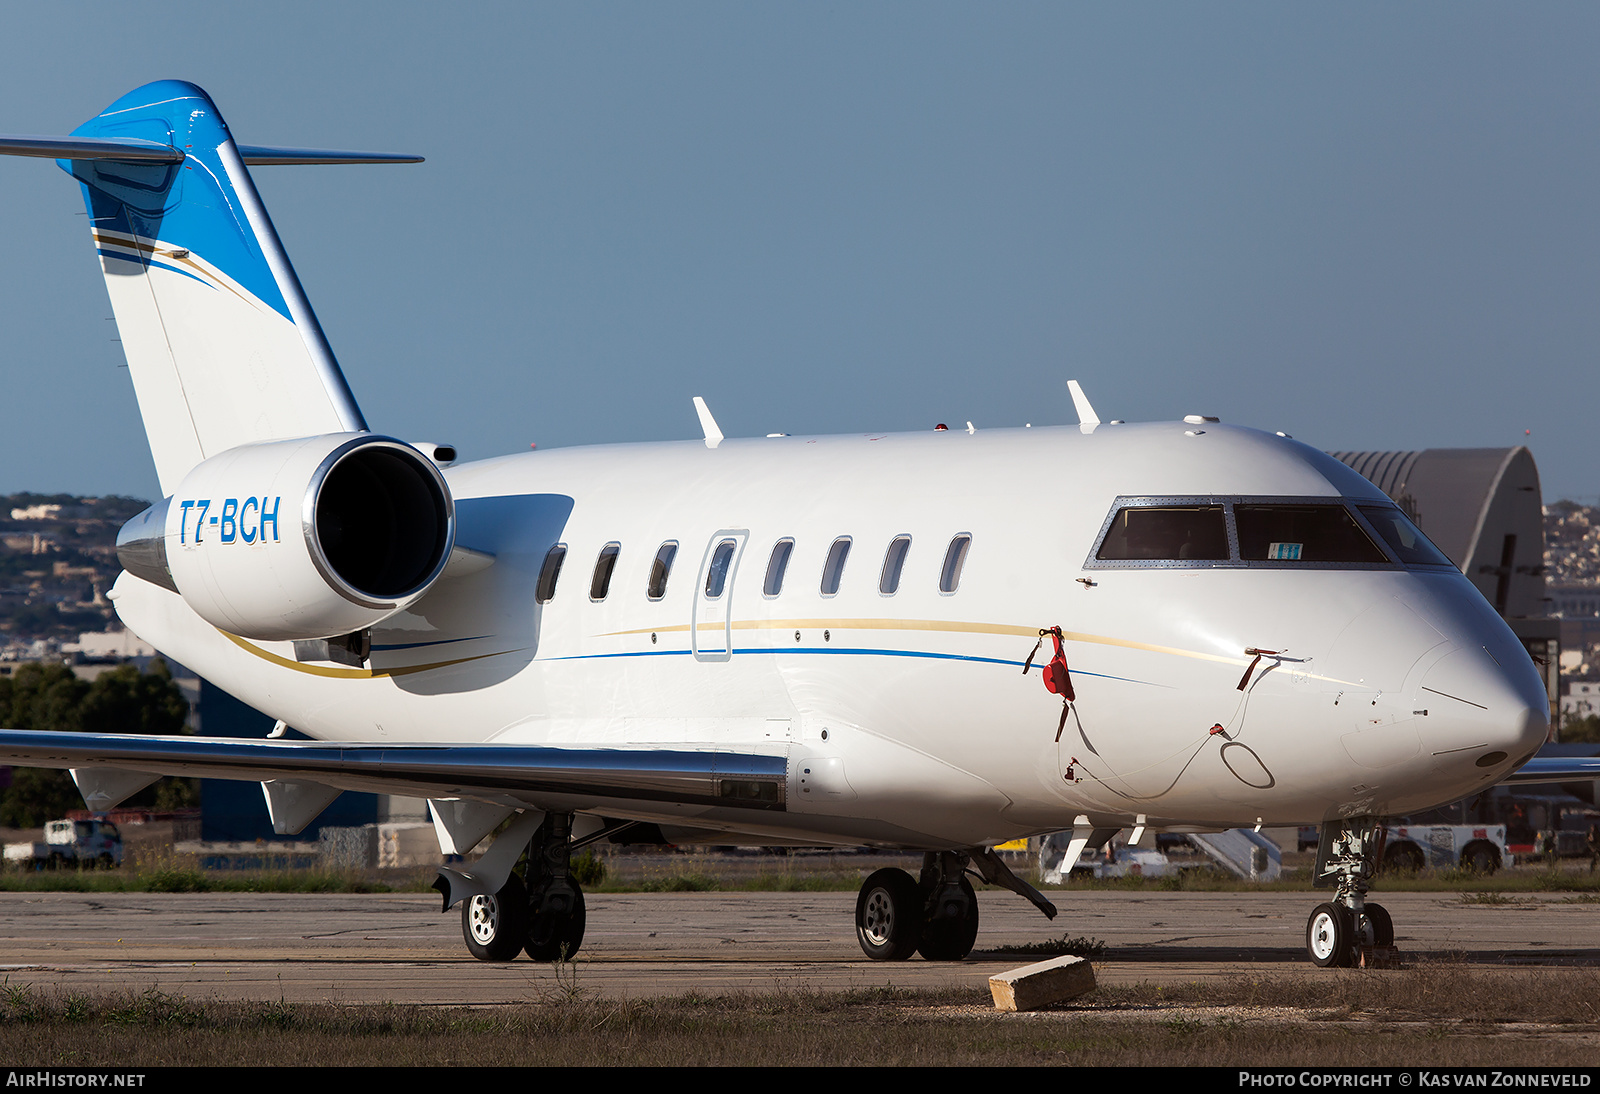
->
{"left": 1363, "top": 902, "right": 1394, "bottom": 948}
{"left": 463, "top": 874, "right": 529, "bottom": 962}
{"left": 525, "top": 880, "right": 586, "bottom": 962}
{"left": 856, "top": 868, "right": 922, "bottom": 961}
{"left": 917, "top": 875, "right": 979, "bottom": 961}
{"left": 1307, "top": 902, "right": 1351, "bottom": 968}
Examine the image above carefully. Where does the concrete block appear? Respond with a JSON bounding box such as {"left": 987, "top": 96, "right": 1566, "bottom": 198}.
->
{"left": 989, "top": 954, "right": 1096, "bottom": 1011}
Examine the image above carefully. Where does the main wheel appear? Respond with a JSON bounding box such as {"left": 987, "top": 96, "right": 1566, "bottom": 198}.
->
{"left": 1363, "top": 902, "right": 1394, "bottom": 948}
{"left": 917, "top": 875, "right": 979, "bottom": 961}
{"left": 525, "top": 880, "right": 586, "bottom": 962}
{"left": 1306, "top": 902, "right": 1351, "bottom": 968}
{"left": 462, "top": 874, "right": 528, "bottom": 961}
{"left": 856, "top": 868, "right": 922, "bottom": 960}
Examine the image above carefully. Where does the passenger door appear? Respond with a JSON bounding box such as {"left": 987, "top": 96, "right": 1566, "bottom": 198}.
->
{"left": 692, "top": 529, "right": 748, "bottom": 662}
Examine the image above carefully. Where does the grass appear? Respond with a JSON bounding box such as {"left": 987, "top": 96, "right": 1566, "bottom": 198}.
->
{"left": 0, "top": 965, "right": 1595, "bottom": 1066}
{"left": 0, "top": 845, "right": 439, "bottom": 894}
{"left": 994, "top": 934, "right": 1108, "bottom": 958}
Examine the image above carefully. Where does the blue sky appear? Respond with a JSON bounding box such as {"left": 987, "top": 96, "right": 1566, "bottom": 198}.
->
{"left": 2, "top": 3, "right": 1598, "bottom": 503}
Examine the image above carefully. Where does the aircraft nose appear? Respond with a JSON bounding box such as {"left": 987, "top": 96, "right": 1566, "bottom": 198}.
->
{"left": 1416, "top": 644, "right": 1548, "bottom": 775}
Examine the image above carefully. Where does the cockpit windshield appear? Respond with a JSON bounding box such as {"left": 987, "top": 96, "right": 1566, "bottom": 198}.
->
{"left": 1357, "top": 505, "right": 1454, "bottom": 567}
{"left": 1086, "top": 496, "right": 1458, "bottom": 571}
{"left": 1234, "top": 504, "right": 1386, "bottom": 563}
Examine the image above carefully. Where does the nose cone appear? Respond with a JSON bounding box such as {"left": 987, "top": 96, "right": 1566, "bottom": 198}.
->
{"left": 1418, "top": 644, "right": 1548, "bottom": 778}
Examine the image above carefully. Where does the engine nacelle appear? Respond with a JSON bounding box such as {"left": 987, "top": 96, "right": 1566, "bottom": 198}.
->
{"left": 117, "top": 434, "right": 455, "bottom": 641}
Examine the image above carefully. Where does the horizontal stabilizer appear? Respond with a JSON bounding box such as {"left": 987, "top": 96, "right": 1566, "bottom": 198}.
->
{"left": 0, "top": 730, "right": 788, "bottom": 812}
{"left": 236, "top": 145, "right": 423, "bottom": 165}
{"left": 0, "top": 134, "right": 183, "bottom": 163}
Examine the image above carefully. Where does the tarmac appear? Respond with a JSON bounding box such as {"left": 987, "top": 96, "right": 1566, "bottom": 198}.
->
{"left": 0, "top": 888, "right": 1593, "bottom": 1004}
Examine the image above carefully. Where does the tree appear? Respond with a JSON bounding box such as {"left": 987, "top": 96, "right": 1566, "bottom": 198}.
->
{"left": 0, "top": 660, "right": 194, "bottom": 827}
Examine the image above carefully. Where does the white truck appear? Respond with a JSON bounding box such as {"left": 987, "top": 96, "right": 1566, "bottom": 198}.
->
{"left": 1380, "top": 823, "right": 1507, "bottom": 874}
{"left": 3, "top": 818, "right": 123, "bottom": 869}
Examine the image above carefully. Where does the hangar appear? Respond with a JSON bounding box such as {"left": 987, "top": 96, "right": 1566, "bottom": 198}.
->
{"left": 1330, "top": 447, "right": 1557, "bottom": 732}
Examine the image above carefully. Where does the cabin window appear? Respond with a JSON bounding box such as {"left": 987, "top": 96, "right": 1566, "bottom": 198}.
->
{"left": 940, "top": 534, "right": 971, "bottom": 593}
{"left": 704, "top": 539, "right": 737, "bottom": 599}
{"left": 1097, "top": 506, "right": 1228, "bottom": 561}
{"left": 1234, "top": 505, "right": 1386, "bottom": 564}
{"left": 589, "top": 542, "right": 621, "bottom": 601}
{"left": 536, "top": 544, "right": 567, "bottom": 604}
{"left": 820, "top": 537, "right": 851, "bottom": 596}
{"left": 764, "top": 539, "right": 794, "bottom": 597}
{"left": 879, "top": 535, "right": 911, "bottom": 595}
{"left": 1357, "top": 506, "right": 1454, "bottom": 567}
{"left": 647, "top": 542, "right": 678, "bottom": 600}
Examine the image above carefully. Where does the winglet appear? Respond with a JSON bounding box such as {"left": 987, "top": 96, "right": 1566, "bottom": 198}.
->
{"left": 693, "top": 396, "right": 724, "bottom": 449}
{"left": 1067, "top": 380, "right": 1100, "bottom": 434}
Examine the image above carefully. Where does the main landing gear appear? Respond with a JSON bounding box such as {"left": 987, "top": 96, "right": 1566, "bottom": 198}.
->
{"left": 460, "top": 812, "right": 588, "bottom": 963}
{"left": 854, "top": 848, "right": 1057, "bottom": 962}
{"left": 1305, "top": 817, "right": 1396, "bottom": 968}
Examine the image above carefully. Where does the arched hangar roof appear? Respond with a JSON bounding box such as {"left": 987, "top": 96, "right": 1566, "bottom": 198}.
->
{"left": 1329, "top": 447, "right": 1545, "bottom": 619}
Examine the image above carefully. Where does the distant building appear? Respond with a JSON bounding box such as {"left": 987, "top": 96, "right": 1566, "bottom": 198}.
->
{"left": 1562, "top": 681, "right": 1600, "bottom": 720}
{"left": 67, "top": 630, "right": 157, "bottom": 660}
{"left": 1550, "top": 584, "right": 1600, "bottom": 619}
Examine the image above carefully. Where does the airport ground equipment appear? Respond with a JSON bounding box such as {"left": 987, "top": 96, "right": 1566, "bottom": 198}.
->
{"left": 3, "top": 819, "right": 123, "bottom": 870}
{"left": 1380, "top": 823, "right": 1507, "bottom": 874}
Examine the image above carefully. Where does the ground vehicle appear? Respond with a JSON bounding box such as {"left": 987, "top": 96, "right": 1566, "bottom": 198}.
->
{"left": 3, "top": 818, "right": 123, "bottom": 869}
{"left": 1380, "top": 824, "right": 1506, "bottom": 873}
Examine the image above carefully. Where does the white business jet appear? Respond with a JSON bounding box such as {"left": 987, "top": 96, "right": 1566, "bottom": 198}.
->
{"left": 0, "top": 83, "right": 1576, "bottom": 969}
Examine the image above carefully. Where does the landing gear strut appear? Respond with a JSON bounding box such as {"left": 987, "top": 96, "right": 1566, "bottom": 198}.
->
{"left": 917, "top": 852, "right": 980, "bottom": 961}
{"left": 524, "top": 812, "right": 586, "bottom": 962}
{"left": 1306, "top": 817, "right": 1395, "bottom": 968}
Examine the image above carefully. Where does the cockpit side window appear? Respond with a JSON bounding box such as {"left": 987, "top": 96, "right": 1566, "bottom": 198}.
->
{"left": 1234, "top": 505, "right": 1386, "bottom": 563}
{"left": 1096, "top": 506, "right": 1228, "bottom": 561}
{"left": 1357, "top": 506, "right": 1454, "bottom": 566}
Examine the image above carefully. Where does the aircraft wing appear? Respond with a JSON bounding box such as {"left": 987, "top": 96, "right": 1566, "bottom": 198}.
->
{"left": 1500, "top": 754, "right": 1600, "bottom": 786}
{"left": 0, "top": 730, "right": 788, "bottom": 813}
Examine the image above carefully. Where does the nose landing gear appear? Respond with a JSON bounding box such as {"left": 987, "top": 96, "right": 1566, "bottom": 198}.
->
{"left": 1305, "top": 817, "right": 1397, "bottom": 968}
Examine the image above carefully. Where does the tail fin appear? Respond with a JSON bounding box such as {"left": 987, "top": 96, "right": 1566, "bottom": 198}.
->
{"left": 17, "top": 82, "right": 417, "bottom": 493}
